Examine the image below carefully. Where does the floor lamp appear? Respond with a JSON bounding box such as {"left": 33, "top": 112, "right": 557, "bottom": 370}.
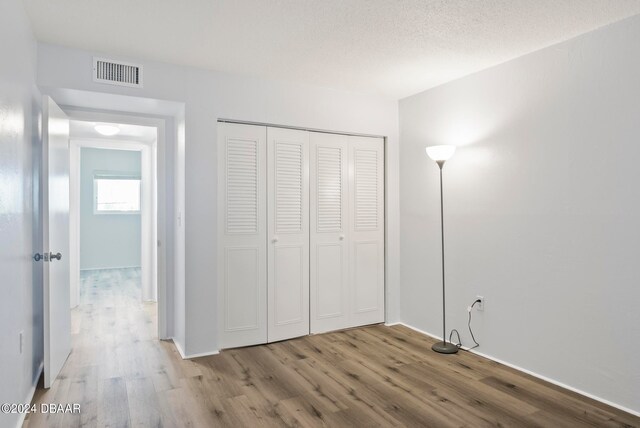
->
{"left": 425, "top": 145, "right": 458, "bottom": 354}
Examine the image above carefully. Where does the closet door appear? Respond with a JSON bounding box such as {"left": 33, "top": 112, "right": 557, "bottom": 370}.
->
{"left": 348, "top": 136, "right": 385, "bottom": 327}
{"left": 267, "top": 127, "right": 310, "bottom": 342}
{"left": 309, "top": 132, "right": 349, "bottom": 334}
{"left": 218, "top": 123, "right": 267, "bottom": 349}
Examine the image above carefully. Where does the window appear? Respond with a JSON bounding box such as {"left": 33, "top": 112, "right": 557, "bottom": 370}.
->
{"left": 94, "top": 174, "right": 141, "bottom": 214}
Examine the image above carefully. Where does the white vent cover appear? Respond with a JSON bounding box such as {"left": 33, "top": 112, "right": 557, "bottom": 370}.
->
{"left": 93, "top": 57, "right": 143, "bottom": 88}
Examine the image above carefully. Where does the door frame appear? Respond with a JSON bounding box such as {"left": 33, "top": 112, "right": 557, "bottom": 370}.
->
{"left": 67, "top": 110, "right": 168, "bottom": 339}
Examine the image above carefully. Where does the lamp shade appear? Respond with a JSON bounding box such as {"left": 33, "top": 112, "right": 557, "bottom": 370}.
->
{"left": 425, "top": 145, "right": 456, "bottom": 162}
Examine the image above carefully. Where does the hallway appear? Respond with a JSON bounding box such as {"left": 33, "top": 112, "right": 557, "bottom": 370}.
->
{"left": 26, "top": 268, "right": 172, "bottom": 427}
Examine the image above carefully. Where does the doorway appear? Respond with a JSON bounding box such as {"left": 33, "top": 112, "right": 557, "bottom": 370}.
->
{"left": 68, "top": 116, "right": 163, "bottom": 339}
{"left": 38, "top": 89, "right": 185, "bottom": 390}
{"left": 70, "top": 121, "right": 157, "bottom": 303}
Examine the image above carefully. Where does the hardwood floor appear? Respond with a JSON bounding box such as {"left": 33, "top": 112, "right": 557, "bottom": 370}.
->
{"left": 26, "top": 268, "right": 638, "bottom": 427}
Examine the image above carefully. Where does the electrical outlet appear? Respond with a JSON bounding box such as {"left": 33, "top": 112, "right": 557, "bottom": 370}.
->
{"left": 19, "top": 331, "right": 23, "bottom": 354}
{"left": 476, "top": 296, "right": 484, "bottom": 311}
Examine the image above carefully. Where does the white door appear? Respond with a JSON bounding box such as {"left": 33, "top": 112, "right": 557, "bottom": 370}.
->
{"left": 348, "top": 136, "right": 385, "bottom": 327}
{"left": 217, "top": 123, "right": 268, "bottom": 349}
{"left": 42, "top": 96, "right": 71, "bottom": 388}
{"left": 267, "top": 127, "right": 309, "bottom": 342}
{"left": 309, "top": 132, "right": 349, "bottom": 334}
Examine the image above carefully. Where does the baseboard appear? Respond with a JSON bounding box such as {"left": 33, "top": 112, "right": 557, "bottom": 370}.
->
{"left": 183, "top": 349, "right": 220, "bottom": 359}
{"left": 172, "top": 338, "right": 187, "bottom": 359}
{"left": 17, "top": 361, "right": 44, "bottom": 428}
{"left": 388, "top": 322, "right": 640, "bottom": 418}
{"left": 172, "top": 338, "right": 219, "bottom": 360}
{"left": 384, "top": 321, "right": 406, "bottom": 328}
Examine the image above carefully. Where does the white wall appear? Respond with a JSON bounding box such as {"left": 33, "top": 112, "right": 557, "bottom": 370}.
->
{"left": 37, "top": 43, "right": 401, "bottom": 356}
{"left": 0, "top": 1, "right": 42, "bottom": 427}
{"left": 399, "top": 15, "right": 640, "bottom": 413}
{"left": 80, "top": 148, "right": 141, "bottom": 270}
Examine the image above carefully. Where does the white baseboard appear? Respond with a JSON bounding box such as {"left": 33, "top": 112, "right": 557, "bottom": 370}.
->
{"left": 172, "top": 338, "right": 219, "bottom": 360}
{"left": 17, "top": 361, "right": 44, "bottom": 428}
{"left": 184, "top": 349, "right": 220, "bottom": 359}
{"left": 386, "top": 322, "right": 640, "bottom": 418}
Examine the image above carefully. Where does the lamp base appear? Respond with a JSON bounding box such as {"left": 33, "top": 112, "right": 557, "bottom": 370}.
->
{"left": 432, "top": 341, "right": 459, "bottom": 354}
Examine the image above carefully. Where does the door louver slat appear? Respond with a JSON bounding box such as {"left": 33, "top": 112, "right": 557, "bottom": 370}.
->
{"left": 316, "top": 146, "right": 342, "bottom": 232}
{"left": 226, "top": 138, "right": 259, "bottom": 234}
{"left": 276, "top": 142, "right": 303, "bottom": 233}
{"left": 355, "top": 149, "right": 379, "bottom": 230}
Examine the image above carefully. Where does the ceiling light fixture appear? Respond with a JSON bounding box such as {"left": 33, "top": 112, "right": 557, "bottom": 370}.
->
{"left": 94, "top": 124, "right": 120, "bottom": 136}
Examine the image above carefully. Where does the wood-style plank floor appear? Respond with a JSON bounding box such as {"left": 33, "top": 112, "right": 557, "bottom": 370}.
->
{"left": 26, "top": 268, "right": 639, "bottom": 427}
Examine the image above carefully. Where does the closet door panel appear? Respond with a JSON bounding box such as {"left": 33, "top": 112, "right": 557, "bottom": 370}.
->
{"left": 225, "top": 248, "right": 260, "bottom": 329}
{"left": 348, "top": 136, "right": 385, "bottom": 327}
{"left": 267, "top": 127, "right": 309, "bottom": 342}
{"left": 353, "top": 241, "right": 380, "bottom": 312}
{"left": 218, "top": 123, "right": 268, "bottom": 349}
{"left": 315, "top": 244, "right": 344, "bottom": 317}
{"left": 310, "top": 132, "right": 349, "bottom": 334}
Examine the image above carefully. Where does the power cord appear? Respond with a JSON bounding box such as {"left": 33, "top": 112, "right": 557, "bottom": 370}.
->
{"left": 448, "top": 298, "right": 482, "bottom": 351}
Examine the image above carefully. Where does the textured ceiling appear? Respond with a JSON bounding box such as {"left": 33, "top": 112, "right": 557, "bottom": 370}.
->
{"left": 23, "top": 0, "right": 640, "bottom": 99}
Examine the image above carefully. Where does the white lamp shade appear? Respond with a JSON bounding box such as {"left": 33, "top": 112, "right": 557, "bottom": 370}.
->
{"left": 425, "top": 145, "right": 456, "bottom": 162}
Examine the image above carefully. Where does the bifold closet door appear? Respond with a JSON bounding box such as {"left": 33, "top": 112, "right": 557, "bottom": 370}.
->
{"left": 310, "top": 133, "right": 385, "bottom": 334}
{"left": 267, "top": 127, "right": 310, "bottom": 342}
{"left": 218, "top": 123, "right": 268, "bottom": 349}
{"left": 348, "top": 136, "right": 385, "bottom": 327}
{"left": 218, "top": 123, "right": 383, "bottom": 347}
{"left": 310, "top": 132, "right": 349, "bottom": 334}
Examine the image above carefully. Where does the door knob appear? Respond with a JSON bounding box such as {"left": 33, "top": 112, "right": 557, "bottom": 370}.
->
{"left": 33, "top": 253, "right": 43, "bottom": 262}
{"left": 49, "top": 252, "right": 62, "bottom": 261}
{"left": 272, "top": 237, "right": 279, "bottom": 243}
{"left": 339, "top": 235, "right": 345, "bottom": 240}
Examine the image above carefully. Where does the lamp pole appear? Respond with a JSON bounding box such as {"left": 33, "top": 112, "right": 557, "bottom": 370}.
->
{"left": 429, "top": 154, "right": 458, "bottom": 354}
{"left": 438, "top": 161, "right": 447, "bottom": 347}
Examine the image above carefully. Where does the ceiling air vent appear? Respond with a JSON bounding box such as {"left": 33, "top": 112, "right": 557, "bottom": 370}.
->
{"left": 93, "top": 57, "right": 143, "bottom": 88}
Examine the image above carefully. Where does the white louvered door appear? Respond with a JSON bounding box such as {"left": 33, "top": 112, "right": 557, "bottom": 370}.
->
{"left": 348, "top": 136, "right": 385, "bottom": 327}
{"left": 267, "top": 127, "right": 310, "bottom": 342}
{"left": 219, "top": 123, "right": 384, "bottom": 348}
{"left": 309, "top": 132, "right": 350, "bottom": 334}
{"left": 218, "top": 123, "right": 268, "bottom": 349}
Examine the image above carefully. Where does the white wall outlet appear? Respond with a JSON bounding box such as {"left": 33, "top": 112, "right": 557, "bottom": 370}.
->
{"left": 476, "top": 296, "right": 484, "bottom": 311}
{"left": 19, "top": 331, "right": 23, "bottom": 354}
